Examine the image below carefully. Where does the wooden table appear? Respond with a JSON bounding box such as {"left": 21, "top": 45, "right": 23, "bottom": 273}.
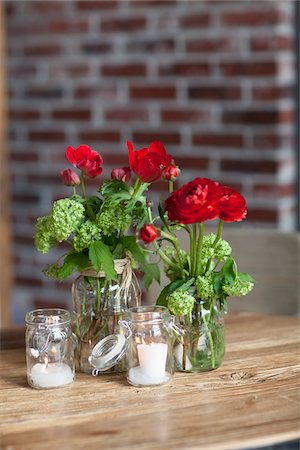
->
{"left": 1, "top": 314, "right": 299, "bottom": 450}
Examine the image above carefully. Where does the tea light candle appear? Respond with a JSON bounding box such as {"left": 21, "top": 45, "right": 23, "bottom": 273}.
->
{"left": 128, "top": 342, "right": 169, "bottom": 386}
{"left": 29, "top": 358, "right": 74, "bottom": 389}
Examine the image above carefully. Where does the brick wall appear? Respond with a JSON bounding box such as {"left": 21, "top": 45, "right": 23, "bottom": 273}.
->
{"left": 4, "top": 0, "right": 297, "bottom": 323}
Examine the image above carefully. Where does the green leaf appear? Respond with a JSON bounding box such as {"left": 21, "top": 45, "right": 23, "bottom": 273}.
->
{"left": 213, "top": 272, "right": 223, "bottom": 296}
{"left": 89, "top": 241, "right": 117, "bottom": 280}
{"left": 177, "top": 278, "right": 195, "bottom": 293}
{"left": 158, "top": 203, "right": 169, "bottom": 228}
{"left": 58, "top": 253, "right": 89, "bottom": 280}
{"left": 238, "top": 272, "right": 254, "bottom": 283}
{"left": 143, "top": 263, "right": 160, "bottom": 289}
{"left": 221, "top": 257, "right": 237, "bottom": 286}
{"left": 120, "top": 236, "right": 146, "bottom": 263}
{"left": 156, "top": 279, "right": 187, "bottom": 307}
{"left": 100, "top": 179, "right": 131, "bottom": 197}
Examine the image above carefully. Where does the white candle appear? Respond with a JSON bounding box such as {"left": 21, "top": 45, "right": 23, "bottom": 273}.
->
{"left": 29, "top": 361, "right": 74, "bottom": 389}
{"left": 128, "top": 342, "right": 170, "bottom": 386}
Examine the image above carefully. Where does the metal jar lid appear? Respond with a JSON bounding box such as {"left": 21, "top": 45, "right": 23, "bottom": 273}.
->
{"left": 88, "top": 334, "right": 127, "bottom": 373}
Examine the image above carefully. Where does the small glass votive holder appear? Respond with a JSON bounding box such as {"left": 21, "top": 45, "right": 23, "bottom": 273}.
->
{"left": 25, "top": 309, "right": 75, "bottom": 389}
{"left": 90, "top": 306, "right": 179, "bottom": 387}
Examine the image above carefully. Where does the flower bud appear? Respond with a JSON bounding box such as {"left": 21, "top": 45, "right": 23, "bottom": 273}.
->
{"left": 139, "top": 224, "right": 157, "bottom": 244}
{"left": 162, "top": 164, "right": 180, "bottom": 181}
{"left": 60, "top": 169, "right": 80, "bottom": 186}
{"left": 111, "top": 166, "right": 131, "bottom": 183}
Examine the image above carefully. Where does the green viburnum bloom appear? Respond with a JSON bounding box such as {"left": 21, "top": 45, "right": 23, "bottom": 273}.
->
{"left": 195, "top": 273, "right": 217, "bottom": 302}
{"left": 96, "top": 203, "right": 131, "bottom": 236}
{"left": 223, "top": 277, "right": 254, "bottom": 297}
{"left": 34, "top": 216, "right": 54, "bottom": 254}
{"left": 202, "top": 234, "right": 232, "bottom": 261}
{"left": 167, "top": 291, "right": 195, "bottom": 316}
{"left": 48, "top": 198, "right": 85, "bottom": 242}
{"left": 73, "top": 220, "right": 101, "bottom": 252}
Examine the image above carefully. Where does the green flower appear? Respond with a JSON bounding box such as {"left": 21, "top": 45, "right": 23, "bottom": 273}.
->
{"left": 34, "top": 216, "right": 54, "bottom": 254}
{"left": 96, "top": 203, "right": 131, "bottom": 236}
{"left": 48, "top": 199, "right": 85, "bottom": 242}
{"left": 195, "top": 273, "right": 216, "bottom": 301}
{"left": 73, "top": 220, "right": 101, "bottom": 252}
{"left": 202, "top": 234, "right": 232, "bottom": 261}
{"left": 223, "top": 277, "right": 254, "bottom": 297}
{"left": 167, "top": 291, "right": 195, "bottom": 316}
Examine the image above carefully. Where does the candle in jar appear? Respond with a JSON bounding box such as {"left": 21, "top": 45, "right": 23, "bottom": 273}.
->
{"left": 128, "top": 342, "right": 169, "bottom": 386}
{"left": 29, "top": 358, "right": 74, "bottom": 389}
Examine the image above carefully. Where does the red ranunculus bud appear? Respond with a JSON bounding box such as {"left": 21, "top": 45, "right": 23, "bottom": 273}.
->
{"left": 127, "top": 141, "right": 173, "bottom": 183}
{"left": 139, "top": 224, "right": 157, "bottom": 243}
{"left": 66, "top": 144, "right": 103, "bottom": 179}
{"left": 60, "top": 169, "right": 80, "bottom": 186}
{"left": 162, "top": 164, "right": 180, "bottom": 181}
{"left": 218, "top": 186, "right": 247, "bottom": 222}
{"left": 111, "top": 166, "right": 131, "bottom": 183}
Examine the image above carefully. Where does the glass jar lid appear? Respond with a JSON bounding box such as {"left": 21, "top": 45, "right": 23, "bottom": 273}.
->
{"left": 89, "top": 334, "right": 126, "bottom": 372}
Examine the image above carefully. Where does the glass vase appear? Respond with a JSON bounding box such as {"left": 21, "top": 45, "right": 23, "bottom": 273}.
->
{"left": 174, "top": 300, "right": 225, "bottom": 372}
{"left": 72, "top": 258, "right": 141, "bottom": 374}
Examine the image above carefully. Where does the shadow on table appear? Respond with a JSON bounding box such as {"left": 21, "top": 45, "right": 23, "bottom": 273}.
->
{"left": 246, "top": 439, "right": 300, "bottom": 450}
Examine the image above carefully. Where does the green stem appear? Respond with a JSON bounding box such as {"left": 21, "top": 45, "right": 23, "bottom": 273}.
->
{"left": 204, "top": 220, "right": 223, "bottom": 274}
{"left": 195, "top": 223, "right": 204, "bottom": 277}
{"left": 200, "top": 303, "right": 215, "bottom": 369}
{"left": 80, "top": 171, "right": 95, "bottom": 220}
{"left": 154, "top": 242, "right": 177, "bottom": 267}
{"left": 191, "top": 224, "right": 197, "bottom": 277}
{"left": 169, "top": 180, "right": 174, "bottom": 193}
{"left": 72, "top": 186, "right": 77, "bottom": 196}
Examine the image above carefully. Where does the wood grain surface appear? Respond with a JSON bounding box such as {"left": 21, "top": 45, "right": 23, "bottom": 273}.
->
{"left": 0, "top": 314, "right": 299, "bottom": 450}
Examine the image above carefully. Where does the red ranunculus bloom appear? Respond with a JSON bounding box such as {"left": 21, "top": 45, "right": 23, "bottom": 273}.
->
{"left": 218, "top": 186, "right": 247, "bottom": 222}
{"left": 139, "top": 224, "right": 157, "bottom": 243}
{"left": 66, "top": 144, "right": 103, "bottom": 179}
{"left": 60, "top": 169, "right": 80, "bottom": 186}
{"left": 165, "top": 178, "right": 220, "bottom": 224}
{"left": 162, "top": 164, "right": 180, "bottom": 181}
{"left": 111, "top": 166, "right": 131, "bottom": 183}
{"left": 127, "top": 141, "right": 172, "bottom": 183}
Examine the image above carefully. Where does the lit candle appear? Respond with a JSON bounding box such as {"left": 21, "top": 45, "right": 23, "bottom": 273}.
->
{"left": 29, "top": 357, "right": 74, "bottom": 389}
{"left": 128, "top": 342, "right": 170, "bottom": 386}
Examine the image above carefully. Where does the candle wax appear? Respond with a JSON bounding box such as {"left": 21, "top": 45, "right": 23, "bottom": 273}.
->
{"left": 137, "top": 342, "right": 168, "bottom": 378}
{"left": 29, "top": 362, "right": 74, "bottom": 389}
{"left": 128, "top": 366, "right": 171, "bottom": 386}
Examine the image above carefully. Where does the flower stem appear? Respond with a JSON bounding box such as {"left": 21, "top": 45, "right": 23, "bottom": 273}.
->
{"left": 191, "top": 224, "right": 197, "bottom": 277}
{"left": 204, "top": 220, "right": 223, "bottom": 273}
{"left": 200, "top": 303, "right": 215, "bottom": 369}
{"left": 195, "top": 223, "right": 204, "bottom": 277}
{"left": 169, "top": 180, "right": 174, "bottom": 193}
{"left": 80, "top": 172, "right": 95, "bottom": 220}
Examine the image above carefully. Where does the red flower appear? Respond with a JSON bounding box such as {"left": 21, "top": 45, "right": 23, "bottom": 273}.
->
{"left": 162, "top": 164, "right": 180, "bottom": 181}
{"left": 127, "top": 141, "right": 172, "bottom": 183}
{"left": 60, "top": 169, "right": 80, "bottom": 186}
{"left": 165, "top": 178, "right": 220, "bottom": 224}
{"left": 66, "top": 144, "right": 103, "bottom": 179}
{"left": 218, "top": 186, "right": 247, "bottom": 222}
{"left": 139, "top": 225, "right": 157, "bottom": 243}
{"left": 111, "top": 166, "right": 131, "bottom": 183}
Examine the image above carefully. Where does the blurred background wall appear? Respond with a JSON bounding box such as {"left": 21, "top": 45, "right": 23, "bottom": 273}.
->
{"left": 2, "top": 0, "right": 298, "bottom": 323}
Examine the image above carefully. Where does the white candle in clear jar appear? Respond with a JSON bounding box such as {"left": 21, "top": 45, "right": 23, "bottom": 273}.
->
{"left": 128, "top": 342, "right": 169, "bottom": 386}
{"left": 29, "top": 358, "right": 74, "bottom": 389}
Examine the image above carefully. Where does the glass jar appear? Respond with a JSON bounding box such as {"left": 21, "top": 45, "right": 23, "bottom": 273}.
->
{"left": 72, "top": 258, "right": 141, "bottom": 374}
{"left": 89, "top": 306, "right": 178, "bottom": 387}
{"left": 25, "top": 309, "right": 75, "bottom": 389}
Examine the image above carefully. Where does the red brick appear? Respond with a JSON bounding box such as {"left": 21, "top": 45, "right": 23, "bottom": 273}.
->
{"left": 14, "top": 276, "right": 43, "bottom": 287}
{"left": 130, "top": 85, "right": 176, "bottom": 99}
{"left": 74, "top": 86, "right": 117, "bottom": 99}
{"left": 49, "top": 64, "right": 89, "bottom": 78}
{"left": 130, "top": 0, "right": 177, "bottom": 6}
{"left": 10, "top": 152, "right": 38, "bottom": 163}
{"left": 101, "top": 17, "right": 146, "bottom": 32}
{"left": 220, "top": 61, "right": 277, "bottom": 77}
{"left": 9, "top": 65, "right": 36, "bottom": 79}
{"left": 13, "top": 192, "right": 40, "bottom": 203}
{"left": 127, "top": 38, "right": 174, "bottom": 53}
{"left": 81, "top": 42, "right": 112, "bottom": 54}
{"left": 253, "top": 183, "right": 295, "bottom": 198}
{"left": 76, "top": 0, "right": 118, "bottom": 10}
{"left": 193, "top": 134, "right": 243, "bottom": 148}
{"left": 52, "top": 109, "right": 91, "bottom": 120}
{"left": 252, "top": 85, "right": 293, "bottom": 101}
{"left": 186, "top": 38, "right": 238, "bottom": 52}
{"left": 223, "top": 110, "right": 278, "bottom": 125}
{"left": 132, "top": 131, "right": 181, "bottom": 145}
{"left": 161, "top": 109, "right": 210, "bottom": 123}
{"left": 253, "top": 133, "right": 293, "bottom": 150}
{"left": 49, "top": 20, "right": 89, "bottom": 33}
{"left": 105, "top": 109, "right": 149, "bottom": 122}
{"left": 247, "top": 208, "right": 278, "bottom": 223}
{"left": 27, "top": 1, "right": 66, "bottom": 12}
{"left": 279, "top": 109, "right": 294, "bottom": 124}
{"left": 30, "top": 174, "right": 60, "bottom": 184}
{"left": 173, "top": 157, "right": 209, "bottom": 170}
{"left": 24, "top": 44, "right": 61, "bottom": 57}
{"left": 188, "top": 85, "right": 241, "bottom": 101}
{"left": 100, "top": 154, "right": 129, "bottom": 166}
{"left": 221, "top": 10, "right": 286, "bottom": 27}
{"left": 33, "top": 299, "right": 69, "bottom": 310}
{"left": 251, "top": 35, "right": 294, "bottom": 52}
{"left": 180, "top": 13, "right": 210, "bottom": 28}
{"left": 14, "top": 235, "right": 35, "bottom": 246}
{"left": 26, "top": 87, "right": 63, "bottom": 99}
{"left": 78, "top": 130, "right": 121, "bottom": 142}
{"left": 101, "top": 64, "right": 146, "bottom": 77}
{"left": 220, "top": 159, "right": 279, "bottom": 174}
{"left": 28, "top": 130, "right": 65, "bottom": 142}
{"left": 159, "top": 62, "right": 210, "bottom": 76}
{"left": 9, "top": 110, "right": 40, "bottom": 121}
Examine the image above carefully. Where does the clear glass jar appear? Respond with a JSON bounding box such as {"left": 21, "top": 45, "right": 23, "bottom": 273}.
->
{"left": 72, "top": 259, "right": 141, "bottom": 374}
{"left": 121, "top": 306, "right": 177, "bottom": 387}
{"left": 25, "top": 309, "right": 75, "bottom": 389}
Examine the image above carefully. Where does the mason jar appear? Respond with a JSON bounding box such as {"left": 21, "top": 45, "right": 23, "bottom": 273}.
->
{"left": 25, "top": 309, "right": 75, "bottom": 389}
{"left": 89, "top": 306, "right": 179, "bottom": 387}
